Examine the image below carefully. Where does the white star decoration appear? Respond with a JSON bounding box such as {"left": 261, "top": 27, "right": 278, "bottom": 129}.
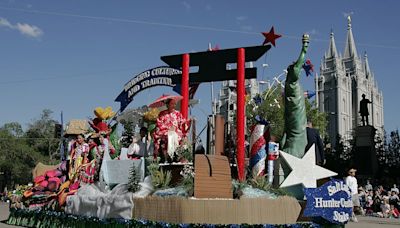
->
{"left": 279, "top": 144, "right": 337, "bottom": 188}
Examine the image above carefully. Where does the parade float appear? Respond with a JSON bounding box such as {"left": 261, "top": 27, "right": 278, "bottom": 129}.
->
{"left": 6, "top": 28, "right": 353, "bottom": 228}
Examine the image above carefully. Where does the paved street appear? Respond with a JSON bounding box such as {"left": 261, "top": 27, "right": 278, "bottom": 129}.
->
{"left": 0, "top": 202, "right": 17, "bottom": 228}
{"left": 1, "top": 202, "right": 400, "bottom": 227}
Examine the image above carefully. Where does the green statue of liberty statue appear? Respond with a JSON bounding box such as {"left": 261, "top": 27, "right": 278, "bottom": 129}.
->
{"left": 280, "top": 34, "right": 309, "bottom": 158}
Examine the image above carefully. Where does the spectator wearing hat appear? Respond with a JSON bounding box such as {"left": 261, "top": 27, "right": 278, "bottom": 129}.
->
{"left": 345, "top": 168, "right": 360, "bottom": 222}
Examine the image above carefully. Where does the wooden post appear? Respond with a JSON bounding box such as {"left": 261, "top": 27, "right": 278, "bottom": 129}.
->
{"left": 181, "top": 54, "right": 190, "bottom": 119}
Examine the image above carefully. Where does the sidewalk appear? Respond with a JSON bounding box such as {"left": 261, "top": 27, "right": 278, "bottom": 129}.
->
{"left": 346, "top": 215, "right": 400, "bottom": 228}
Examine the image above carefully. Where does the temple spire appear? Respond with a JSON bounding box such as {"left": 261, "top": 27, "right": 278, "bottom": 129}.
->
{"left": 326, "top": 29, "right": 338, "bottom": 58}
{"left": 364, "top": 52, "right": 371, "bottom": 78}
{"left": 344, "top": 16, "right": 358, "bottom": 58}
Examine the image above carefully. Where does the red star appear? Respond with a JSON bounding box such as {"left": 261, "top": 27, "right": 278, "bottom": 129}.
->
{"left": 262, "top": 26, "right": 282, "bottom": 47}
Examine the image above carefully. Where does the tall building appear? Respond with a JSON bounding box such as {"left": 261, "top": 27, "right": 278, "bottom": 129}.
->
{"left": 216, "top": 78, "right": 259, "bottom": 134}
{"left": 318, "top": 16, "right": 384, "bottom": 146}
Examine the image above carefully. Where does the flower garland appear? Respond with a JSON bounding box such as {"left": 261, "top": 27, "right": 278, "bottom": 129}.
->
{"left": 6, "top": 208, "right": 321, "bottom": 228}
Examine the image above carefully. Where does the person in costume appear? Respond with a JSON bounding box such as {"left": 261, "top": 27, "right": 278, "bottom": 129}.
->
{"left": 81, "top": 136, "right": 104, "bottom": 184}
{"left": 127, "top": 135, "right": 141, "bottom": 159}
{"left": 98, "top": 133, "right": 114, "bottom": 183}
{"left": 88, "top": 106, "right": 117, "bottom": 156}
{"left": 139, "top": 127, "right": 154, "bottom": 157}
{"left": 99, "top": 133, "right": 111, "bottom": 161}
{"left": 153, "top": 99, "right": 190, "bottom": 162}
{"left": 68, "top": 134, "right": 89, "bottom": 182}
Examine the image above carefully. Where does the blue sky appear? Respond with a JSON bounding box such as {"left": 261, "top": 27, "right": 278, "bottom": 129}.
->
{"left": 0, "top": 0, "right": 399, "bottom": 141}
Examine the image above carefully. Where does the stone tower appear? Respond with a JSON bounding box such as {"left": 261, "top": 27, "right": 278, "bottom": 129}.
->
{"left": 318, "top": 16, "right": 384, "bottom": 146}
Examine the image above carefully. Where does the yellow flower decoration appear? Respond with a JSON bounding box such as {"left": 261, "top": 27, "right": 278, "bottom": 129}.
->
{"left": 245, "top": 94, "right": 251, "bottom": 103}
{"left": 144, "top": 108, "right": 160, "bottom": 122}
{"left": 94, "top": 106, "right": 116, "bottom": 120}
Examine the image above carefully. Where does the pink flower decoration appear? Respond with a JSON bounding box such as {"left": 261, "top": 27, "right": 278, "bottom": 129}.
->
{"left": 34, "top": 175, "right": 45, "bottom": 184}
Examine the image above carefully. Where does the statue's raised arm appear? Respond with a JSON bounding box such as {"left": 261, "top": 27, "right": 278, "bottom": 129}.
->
{"left": 281, "top": 34, "right": 309, "bottom": 158}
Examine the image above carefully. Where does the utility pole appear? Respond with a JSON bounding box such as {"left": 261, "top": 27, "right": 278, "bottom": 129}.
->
{"left": 60, "top": 111, "right": 65, "bottom": 161}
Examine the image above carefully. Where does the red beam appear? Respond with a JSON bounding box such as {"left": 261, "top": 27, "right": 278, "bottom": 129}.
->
{"left": 237, "top": 48, "right": 245, "bottom": 181}
{"left": 181, "top": 54, "right": 190, "bottom": 119}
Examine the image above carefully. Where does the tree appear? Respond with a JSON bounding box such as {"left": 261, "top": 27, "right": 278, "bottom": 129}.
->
{"left": 325, "top": 134, "right": 353, "bottom": 176}
{"left": 118, "top": 106, "right": 148, "bottom": 148}
{"left": 0, "top": 123, "right": 45, "bottom": 190}
{"left": 120, "top": 119, "right": 135, "bottom": 148}
{"left": 127, "top": 166, "right": 139, "bottom": 192}
{"left": 246, "top": 86, "right": 285, "bottom": 140}
{"left": 246, "top": 85, "right": 327, "bottom": 141}
{"left": 305, "top": 100, "right": 328, "bottom": 138}
{"left": 25, "top": 109, "right": 60, "bottom": 161}
{"left": 375, "top": 130, "right": 388, "bottom": 166}
{"left": 1, "top": 122, "right": 23, "bottom": 137}
{"left": 386, "top": 130, "right": 400, "bottom": 168}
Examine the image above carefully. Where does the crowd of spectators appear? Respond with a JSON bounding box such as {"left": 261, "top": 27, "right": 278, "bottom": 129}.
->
{"left": 357, "top": 180, "right": 400, "bottom": 219}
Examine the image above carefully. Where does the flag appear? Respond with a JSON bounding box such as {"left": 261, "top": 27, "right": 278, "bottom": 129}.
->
{"left": 302, "top": 59, "right": 314, "bottom": 77}
{"left": 304, "top": 90, "right": 316, "bottom": 99}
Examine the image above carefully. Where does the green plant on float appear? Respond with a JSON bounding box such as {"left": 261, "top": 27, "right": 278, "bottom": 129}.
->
{"left": 175, "top": 139, "right": 193, "bottom": 162}
{"left": 247, "top": 171, "right": 293, "bottom": 197}
{"left": 248, "top": 172, "right": 269, "bottom": 191}
{"left": 179, "top": 164, "right": 195, "bottom": 196}
{"left": 180, "top": 175, "right": 194, "bottom": 196}
{"left": 148, "top": 162, "right": 172, "bottom": 190}
{"left": 127, "top": 166, "right": 140, "bottom": 192}
{"left": 231, "top": 179, "right": 249, "bottom": 199}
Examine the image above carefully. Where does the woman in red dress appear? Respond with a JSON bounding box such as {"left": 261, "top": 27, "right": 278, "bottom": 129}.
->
{"left": 153, "top": 99, "right": 190, "bottom": 162}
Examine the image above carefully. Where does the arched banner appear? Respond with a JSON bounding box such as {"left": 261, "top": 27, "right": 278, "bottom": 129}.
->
{"left": 115, "top": 66, "right": 181, "bottom": 112}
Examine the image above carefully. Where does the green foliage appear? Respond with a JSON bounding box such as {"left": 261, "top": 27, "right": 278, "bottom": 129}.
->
{"left": 180, "top": 177, "right": 194, "bottom": 196}
{"left": 246, "top": 86, "right": 327, "bottom": 141}
{"left": 246, "top": 86, "right": 284, "bottom": 140}
{"left": 305, "top": 100, "right": 328, "bottom": 138}
{"left": 176, "top": 139, "right": 193, "bottom": 162}
{"left": 248, "top": 173, "right": 269, "bottom": 191}
{"left": 120, "top": 119, "right": 135, "bottom": 148}
{"left": 109, "top": 123, "right": 121, "bottom": 159}
{"left": 179, "top": 164, "right": 195, "bottom": 196}
{"left": 148, "top": 162, "right": 172, "bottom": 190}
{"left": 376, "top": 130, "right": 400, "bottom": 177}
{"left": 127, "top": 166, "right": 140, "bottom": 192}
{"left": 385, "top": 130, "right": 400, "bottom": 168}
{"left": 0, "top": 122, "right": 47, "bottom": 190}
{"left": 25, "top": 109, "right": 60, "bottom": 161}
{"left": 247, "top": 173, "right": 292, "bottom": 197}
{"left": 325, "top": 134, "right": 354, "bottom": 176}
{"left": 268, "top": 186, "right": 293, "bottom": 197}
{"left": 231, "top": 179, "right": 249, "bottom": 199}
